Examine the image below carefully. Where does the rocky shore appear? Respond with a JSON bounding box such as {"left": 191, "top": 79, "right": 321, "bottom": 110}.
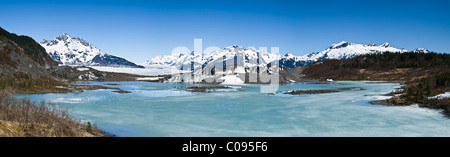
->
{"left": 284, "top": 87, "right": 363, "bottom": 95}
{"left": 186, "top": 86, "right": 232, "bottom": 93}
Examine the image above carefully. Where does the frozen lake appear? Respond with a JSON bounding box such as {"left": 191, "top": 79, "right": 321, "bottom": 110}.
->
{"left": 15, "top": 81, "right": 450, "bottom": 137}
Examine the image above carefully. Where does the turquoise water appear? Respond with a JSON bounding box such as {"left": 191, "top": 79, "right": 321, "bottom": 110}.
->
{"left": 14, "top": 81, "right": 450, "bottom": 137}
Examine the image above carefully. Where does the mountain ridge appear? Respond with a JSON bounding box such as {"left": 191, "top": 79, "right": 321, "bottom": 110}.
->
{"left": 40, "top": 34, "right": 143, "bottom": 68}
{"left": 0, "top": 27, "right": 58, "bottom": 68}
{"left": 146, "top": 41, "right": 418, "bottom": 69}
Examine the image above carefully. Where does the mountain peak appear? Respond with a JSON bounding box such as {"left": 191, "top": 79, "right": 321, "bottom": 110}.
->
{"left": 330, "top": 41, "right": 350, "bottom": 49}
{"left": 225, "top": 45, "right": 244, "bottom": 50}
{"left": 414, "top": 48, "right": 430, "bottom": 53}
{"left": 58, "top": 33, "right": 71, "bottom": 38}
{"left": 60, "top": 33, "right": 69, "bottom": 36}
{"left": 51, "top": 33, "right": 92, "bottom": 47}
{"left": 55, "top": 33, "right": 72, "bottom": 41}
{"left": 40, "top": 34, "right": 142, "bottom": 68}
{"left": 380, "top": 42, "right": 392, "bottom": 48}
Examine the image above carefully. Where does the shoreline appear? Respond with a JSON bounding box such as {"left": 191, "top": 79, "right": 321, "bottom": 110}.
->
{"left": 14, "top": 79, "right": 449, "bottom": 118}
{"left": 0, "top": 91, "right": 105, "bottom": 137}
{"left": 365, "top": 82, "right": 450, "bottom": 117}
{"left": 11, "top": 80, "right": 448, "bottom": 137}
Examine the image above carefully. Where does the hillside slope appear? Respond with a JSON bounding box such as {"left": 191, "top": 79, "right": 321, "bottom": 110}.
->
{"left": 0, "top": 27, "right": 70, "bottom": 93}
{"left": 0, "top": 27, "right": 58, "bottom": 68}
{"left": 301, "top": 52, "right": 449, "bottom": 81}
{"left": 0, "top": 28, "right": 106, "bottom": 137}
{"left": 300, "top": 52, "right": 450, "bottom": 115}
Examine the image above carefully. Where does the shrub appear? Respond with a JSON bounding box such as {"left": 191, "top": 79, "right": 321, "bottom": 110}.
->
{"left": 0, "top": 90, "right": 103, "bottom": 137}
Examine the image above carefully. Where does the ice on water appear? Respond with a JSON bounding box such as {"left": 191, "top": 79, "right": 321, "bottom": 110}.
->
{"left": 14, "top": 81, "right": 450, "bottom": 137}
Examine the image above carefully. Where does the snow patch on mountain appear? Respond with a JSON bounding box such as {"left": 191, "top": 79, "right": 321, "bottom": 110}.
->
{"left": 413, "top": 48, "right": 430, "bottom": 53}
{"left": 428, "top": 92, "right": 450, "bottom": 100}
{"left": 78, "top": 71, "right": 98, "bottom": 81}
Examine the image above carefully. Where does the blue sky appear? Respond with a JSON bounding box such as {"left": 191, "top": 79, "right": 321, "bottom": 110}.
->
{"left": 1, "top": 0, "right": 449, "bottom": 63}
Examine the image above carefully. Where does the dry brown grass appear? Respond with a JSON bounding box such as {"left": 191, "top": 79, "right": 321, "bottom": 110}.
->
{"left": 0, "top": 90, "right": 104, "bottom": 137}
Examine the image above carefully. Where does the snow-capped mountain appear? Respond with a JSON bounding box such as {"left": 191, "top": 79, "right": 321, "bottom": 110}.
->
{"left": 146, "top": 45, "right": 281, "bottom": 71}
{"left": 40, "top": 33, "right": 143, "bottom": 68}
{"left": 146, "top": 51, "right": 203, "bottom": 70}
{"left": 147, "top": 45, "right": 282, "bottom": 84}
{"left": 146, "top": 41, "right": 428, "bottom": 84}
{"left": 413, "top": 48, "right": 430, "bottom": 53}
{"left": 146, "top": 41, "right": 411, "bottom": 69}
{"left": 279, "top": 41, "right": 408, "bottom": 68}
{"left": 159, "top": 45, "right": 281, "bottom": 84}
